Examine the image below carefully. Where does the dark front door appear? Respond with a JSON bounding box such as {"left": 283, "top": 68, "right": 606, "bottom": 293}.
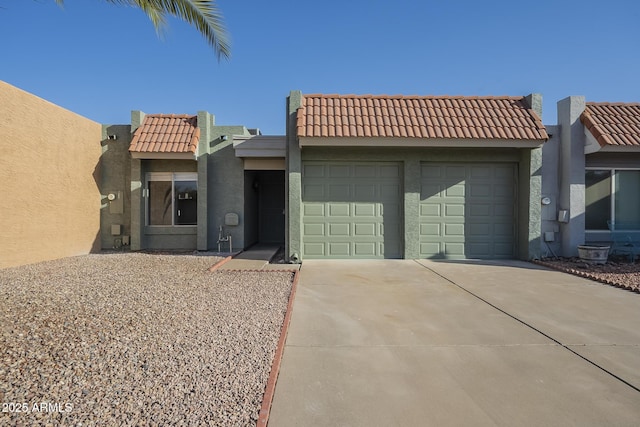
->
{"left": 259, "top": 171, "right": 285, "bottom": 244}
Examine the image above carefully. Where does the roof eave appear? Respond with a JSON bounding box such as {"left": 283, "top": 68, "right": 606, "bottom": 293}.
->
{"left": 130, "top": 152, "right": 198, "bottom": 160}
{"left": 298, "top": 136, "right": 545, "bottom": 148}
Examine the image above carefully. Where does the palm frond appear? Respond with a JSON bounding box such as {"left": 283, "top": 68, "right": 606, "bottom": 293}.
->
{"left": 55, "top": 0, "right": 230, "bottom": 60}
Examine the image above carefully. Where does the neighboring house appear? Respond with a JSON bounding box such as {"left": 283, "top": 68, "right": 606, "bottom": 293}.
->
{"left": 285, "top": 92, "right": 549, "bottom": 261}
{"left": 542, "top": 97, "right": 640, "bottom": 257}
{"left": 100, "top": 111, "right": 286, "bottom": 252}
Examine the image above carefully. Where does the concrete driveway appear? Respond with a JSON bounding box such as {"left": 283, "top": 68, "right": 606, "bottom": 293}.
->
{"left": 268, "top": 259, "right": 640, "bottom": 426}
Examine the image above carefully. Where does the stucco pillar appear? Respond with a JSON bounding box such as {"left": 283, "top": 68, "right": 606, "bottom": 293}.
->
{"left": 130, "top": 158, "right": 143, "bottom": 250}
{"left": 403, "top": 159, "right": 420, "bottom": 259}
{"left": 557, "top": 96, "right": 586, "bottom": 257}
{"left": 129, "top": 111, "right": 146, "bottom": 251}
{"left": 518, "top": 147, "right": 542, "bottom": 260}
{"left": 196, "top": 111, "right": 214, "bottom": 251}
{"left": 286, "top": 91, "right": 303, "bottom": 262}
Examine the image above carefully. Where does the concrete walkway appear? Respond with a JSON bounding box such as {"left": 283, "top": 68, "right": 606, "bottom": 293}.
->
{"left": 268, "top": 259, "right": 640, "bottom": 426}
{"left": 216, "top": 244, "right": 299, "bottom": 271}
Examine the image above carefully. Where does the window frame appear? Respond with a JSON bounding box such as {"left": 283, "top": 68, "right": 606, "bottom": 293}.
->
{"left": 145, "top": 172, "right": 198, "bottom": 227}
{"left": 585, "top": 167, "right": 640, "bottom": 232}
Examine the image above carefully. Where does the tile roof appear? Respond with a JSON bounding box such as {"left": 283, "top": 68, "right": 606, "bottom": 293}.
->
{"left": 129, "top": 114, "right": 199, "bottom": 154}
{"left": 297, "top": 94, "right": 548, "bottom": 141}
{"left": 581, "top": 102, "right": 640, "bottom": 147}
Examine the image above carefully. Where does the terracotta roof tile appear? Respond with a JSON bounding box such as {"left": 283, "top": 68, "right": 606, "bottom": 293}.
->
{"left": 297, "top": 94, "right": 548, "bottom": 141}
{"left": 581, "top": 102, "right": 640, "bottom": 147}
{"left": 129, "top": 114, "right": 199, "bottom": 154}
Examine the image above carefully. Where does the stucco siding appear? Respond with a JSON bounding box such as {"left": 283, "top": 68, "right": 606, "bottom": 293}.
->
{"left": 0, "top": 81, "right": 102, "bottom": 269}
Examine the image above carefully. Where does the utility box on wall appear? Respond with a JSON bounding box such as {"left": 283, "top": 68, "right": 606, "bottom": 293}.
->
{"left": 108, "top": 191, "right": 124, "bottom": 214}
{"left": 111, "top": 224, "right": 122, "bottom": 236}
{"left": 225, "top": 213, "right": 239, "bottom": 226}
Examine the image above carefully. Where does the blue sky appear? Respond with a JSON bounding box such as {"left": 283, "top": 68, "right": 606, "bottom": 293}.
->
{"left": 1, "top": 0, "right": 639, "bottom": 134}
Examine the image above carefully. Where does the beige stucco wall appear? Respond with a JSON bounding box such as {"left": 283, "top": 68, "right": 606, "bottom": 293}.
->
{"left": 0, "top": 81, "right": 102, "bottom": 269}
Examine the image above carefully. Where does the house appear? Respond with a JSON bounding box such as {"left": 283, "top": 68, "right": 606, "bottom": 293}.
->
{"left": 542, "top": 97, "right": 640, "bottom": 257}
{"left": 11, "top": 79, "right": 639, "bottom": 267}
{"left": 100, "top": 111, "right": 286, "bottom": 253}
{"left": 100, "top": 92, "right": 549, "bottom": 262}
{"left": 285, "top": 92, "right": 548, "bottom": 261}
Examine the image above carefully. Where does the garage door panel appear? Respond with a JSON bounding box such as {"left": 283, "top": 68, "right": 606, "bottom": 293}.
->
{"left": 420, "top": 223, "right": 441, "bottom": 236}
{"left": 469, "top": 184, "right": 491, "bottom": 197}
{"left": 494, "top": 204, "right": 513, "bottom": 216}
{"left": 303, "top": 164, "right": 325, "bottom": 178}
{"left": 468, "top": 204, "right": 491, "bottom": 217}
{"left": 354, "top": 223, "right": 376, "bottom": 236}
{"left": 420, "top": 163, "right": 516, "bottom": 259}
{"left": 420, "top": 242, "right": 441, "bottom": 255}
{"left": 494, "top": 184, "right": 513, "bottom": 197}
{"left": 354, "top": 203, "right": 376, "bottom": 217}
{"left": 380, "top": 165, "right": 401, "bottom": 178}
{"left": 328, "top": 185, "right": 350, "bottom": 200}
{"left": 445, "top": 242, "right": 465, "bottom": 255}
{"left": 420, "top": 204, "right": 441, "bottom": 216}
{"left": 304, "top": 223, "right": 325, "bottom": 236}
{"left": 304, "top": 203, "right": 325, "bottom": 216}
{"left": 329, "top": 223, "right": 350, "bottom": 236}
{"left": 444, "top": 223, "right": 465, "bottom": 236}
{"left": 445, "top": 184, "right": 465, "bottom": 197}
{"left": 329, "top": 242, "right": 350, "bottom": 256}
{"left": 354, "top": 165, "right": 376, "bottom": 178}
{"left": 468, "top": 223, "right": 490, "bottom": 236}
{"left": 355, "top": 184, "right": 376, "bottom": 199}
{"left": 445, "top": 204, "right": 464, "bottom": 217}
{"left": 354, "top": 242, "right": 376, "bottom": 256}
{"left": 470, "top": 167, "right": 491, "bottom": 178}
{"left": 422, "top": 165, "right": 442, "bottom": 179}
{"left": 494, "top": 223, "right": 514, "bottom": 236}
{"left": 329, "top": 203, "right": 350, "bottom": 216}
{"left": 495, "top": 243, "right": 515, "bottom": 257}
{"left": 381, "top": 203, "right": 401, "bottom": 218}
{"left": 381, "top": 184, "right": 401, "bottom": 198}
{"left": 302, "top": 162, "right": 402, "bottom": 259}
{"left": 329, "top": 165, "right": 351, "bottom": 178}
{"left": 494, "top": 166, "right": 514, "bottom": 179}
{"left": 303, "top": 184, "right": 325, "bottom": 199}
{"left": 445, "top": 166, "right": 466, "bottom": 179}
{"left": 304, "top": 242, "right": 325, "bottom": 256}
{"left": 421, "top": 183, "right": 442, "bottom": 198}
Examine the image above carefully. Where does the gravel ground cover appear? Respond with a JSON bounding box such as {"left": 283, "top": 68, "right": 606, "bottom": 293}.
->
{"left": 535, "top": 257, "right": 640, "bottom": 293}
{"left": 0, "top": 253, "right": 294, "bottom": 426}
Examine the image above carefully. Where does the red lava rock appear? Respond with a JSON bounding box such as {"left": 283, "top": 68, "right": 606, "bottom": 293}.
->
{"left": 535, "top": 257, "right": 640, "bottom": 293}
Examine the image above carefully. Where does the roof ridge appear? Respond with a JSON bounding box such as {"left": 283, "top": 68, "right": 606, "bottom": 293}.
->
{"left": 144, "top": 113, "right": 196, "bottom": 118}
{"left": 586, "top": 101, "right": 640, "bottom": 107}
{"left": 302, "top": 93, "right": 525, "bottom": 100}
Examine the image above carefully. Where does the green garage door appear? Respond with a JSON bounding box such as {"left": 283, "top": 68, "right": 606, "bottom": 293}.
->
{"left": 420, "top": 163, "right": 516, "bottom": 259}
{"left": 302, "top": 162, "right": 402, "bottom": 259}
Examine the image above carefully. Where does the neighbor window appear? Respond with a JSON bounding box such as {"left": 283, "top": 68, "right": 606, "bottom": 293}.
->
{"left": 146, "top": 173, "right": 197, "bottom": 226}
{"left": 585, "top": 169, "right": 640, "bottom": 230}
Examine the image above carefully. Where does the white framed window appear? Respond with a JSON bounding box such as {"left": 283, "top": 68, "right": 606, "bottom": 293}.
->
{"left": 146, "top": 172, "right": 197, "bottom": 226}
{"left": 585, "top": 168, "right": 640, "bottom": 231}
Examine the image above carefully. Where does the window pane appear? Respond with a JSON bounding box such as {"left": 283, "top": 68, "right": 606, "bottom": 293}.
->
{"left": 148, "top": 181, "right": 172, "bottom": 225}
{"left": 585, "top": 170, "right": 611, "bottom": 230}
{"left": 175, "top": 180, "right": 197, "bottom": 225}
{"left": 614, "top": 170, "right": 640, "bottom": 229}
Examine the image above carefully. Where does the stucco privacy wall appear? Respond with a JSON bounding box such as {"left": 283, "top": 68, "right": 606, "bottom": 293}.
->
{"left": 0, "top": 81, "right": 102, "bottom": 269}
